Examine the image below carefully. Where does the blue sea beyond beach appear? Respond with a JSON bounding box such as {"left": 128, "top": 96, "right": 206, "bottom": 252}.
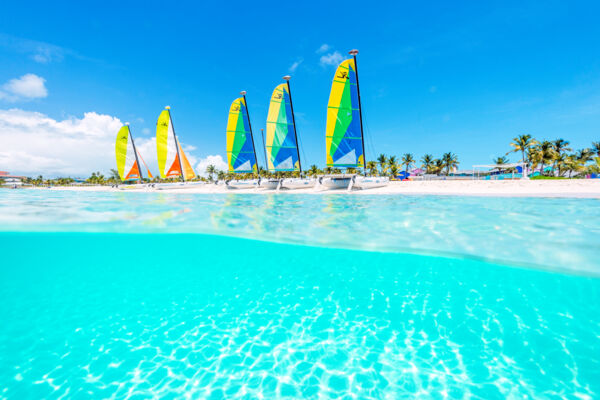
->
{"left": 1, "top": 190, "right": 599, "bottom": 398}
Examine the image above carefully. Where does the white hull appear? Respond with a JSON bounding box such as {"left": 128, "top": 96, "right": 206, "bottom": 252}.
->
{"left": 280, "top": 178, "right": 317, "bottom": 190}
{"left": 117, "top": 184, "right": 150, "bottom": 190}
{"left": 318, "top": 175, "right": 389, "bottom": 190}
{"left": 319, "top": 176, "right": 352, "bottom": 190}
{"left": 259, "top": 179, "right": 280, "bottom": 190}
{"left": 354, "top": 176, "right": 389, "bottom": 189}
{"left": 152, "top": 182, "right": 205, "bottom": 190}
{"left": 226, "top": 179, "right": 260, "bottom": 189}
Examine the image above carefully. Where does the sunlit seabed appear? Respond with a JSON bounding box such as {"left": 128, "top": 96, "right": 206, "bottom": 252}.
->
{"left": 1, "top": 190, "right": 599, "bottom": 398}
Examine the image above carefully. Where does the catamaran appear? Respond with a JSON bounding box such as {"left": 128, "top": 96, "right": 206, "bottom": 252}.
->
{"left": 320, "top": 49, "right": 389, "bottom": 190}
{"left": 225, "top": 92, "right": 270, "bottom": 189}
{"left": 115, "top": 123, "right": 153, "bottom": 189}
{"left": 154, "top": 106, "right": 201, "bottom": 189}
{"left": 265, "top": 76, "right": 316, "bottom": 190}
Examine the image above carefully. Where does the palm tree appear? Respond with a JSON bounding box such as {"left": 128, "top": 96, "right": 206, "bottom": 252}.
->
{"left": 389, "top": 163, "right": 399, "bottom": 178}
{"left": 366, "top": 161, "right": 378, "bottom": 176}
{"left": 387, "top": 155, "right": 397, "bottom": 173}
{"left": 533, "top": 141, "right": 555, "bottom": 176}
{"left": 109, "top": 169, "right": 120, "bottom": 181}
{"left": 551, "top": 139, "right": 571, "bottom": 174}
{"left": 401, "top": 153, "right": 414, "bottom": 174}
{"left": 592, "top": 141, "right": 600, "bottom": 157}
{"left": 421, "top": 154, "right": 434, "bottom": 174}
{"left": 441, "top": 152, "right": 459, "bottom": 175}
{"left": 509, "top": 134, "right": 537, "bottom": 173}
{"left": 433, "top": 159, "right": 444, "bottom": 175}
{"left": 575, "top": 148, "right": 594, "bottom": 164}
{"left": 494, "top": 156, "right": 508, "bottom": 165}
{"left": 377, "top": 154, "right": 387, "bottom": 175}
{"left": 206, "top": 164, "right": 216, "bottom": 181}
{"left": 308, "top": 164, "right": 320, "bottom": 177}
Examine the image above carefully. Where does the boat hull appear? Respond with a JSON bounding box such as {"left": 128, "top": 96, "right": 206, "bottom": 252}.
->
{"left": 226, "top": 179, "right": 260, "bottom": 189}
{"left": 280, "top": 178, "right": 317, "bottom": 190}
{"left": 152, "top": 182, "right": 205, "bottom": 190}
{"left": 319, "top": 176, "right": 352, "bottom": 190}
{"left": 318, "top": 175, "right": 390, "bottom": 190}
{"left": 354, "top": 176, "right": 389, "bottom": 189}
{"left": 259, "top": 179, "right": 280, "bottom": 190}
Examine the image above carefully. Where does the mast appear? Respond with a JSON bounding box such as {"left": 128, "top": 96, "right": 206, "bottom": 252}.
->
{"left": 260, "top": 128, "right": 269, "bottom": 170}
{"left": 127, "top": 123, "right": 144, "bottom": 181}
{"left": 241, "top": 91, "right": 259, "bottom": 177}
{"left": 283, "top": 75, "right": 302, "bottom": 175}
{"left": 166, "top": 106, "right": 185, "bottom": 182}
{"left": 349, "top": 49, "right": 367, "bottom": 175}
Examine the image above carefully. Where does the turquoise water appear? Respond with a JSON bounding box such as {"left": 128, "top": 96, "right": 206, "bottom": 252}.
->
{"left": 1, "top": 190, "right": 599, "bottom": 398}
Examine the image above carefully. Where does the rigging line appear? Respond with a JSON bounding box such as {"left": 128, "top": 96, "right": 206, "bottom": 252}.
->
{"left": 362, "top": 109, "right": 378, "bottom": 160}
{"left": 297, "top": 132, "right": 308, "bottom": 168}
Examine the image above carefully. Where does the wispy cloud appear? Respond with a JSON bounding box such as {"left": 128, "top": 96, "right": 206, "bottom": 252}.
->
{"left": 0, "top": 34, "right": 65, "bottom": 64}
{"left": 316, "top": 44, "right": 331, "bottom": 54}
{"left": 319, "top": 51, "right": 343, "bottom": 67}
{"left": 289, "top": 58, "right": 303, "bottom": 73}
{"left": 0, "top": 74, "right": 48, "bottom": 102}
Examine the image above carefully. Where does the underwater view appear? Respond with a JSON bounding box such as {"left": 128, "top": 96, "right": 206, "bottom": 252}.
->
{"left": 1, "top": 191, "right": 599, "bottom": 399}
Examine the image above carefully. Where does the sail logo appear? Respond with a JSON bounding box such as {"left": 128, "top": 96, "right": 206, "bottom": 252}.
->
{"left": 274, "top": 93, "right": 283, "bottom": 100}
{"left": 337, "top": 71, "right": 349, "bottom": 80}
{"left": 232, "top": 105, "right": 240, "bottom": 111}
{"left": 160, "top": 122, "right": 168, "bottom": 128}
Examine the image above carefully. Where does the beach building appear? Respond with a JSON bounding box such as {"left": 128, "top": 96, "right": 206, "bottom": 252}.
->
{"left": 0, "top": 171, "right": 24, "bottom": 187}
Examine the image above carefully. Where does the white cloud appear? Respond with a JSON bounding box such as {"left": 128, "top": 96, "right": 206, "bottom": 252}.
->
{"left": 196, "top": 154, "right": 228, "bottom": 177}
{"left": 0, "top": 108, "right": 198, "bottom": 177}
{"left": 319, "top": 51, "right": 343, "bottom": 67}
{"left": 0, "top": 74, "right": 48, "bottom": 102}
{"left": 141, "top": 127, "right": 150, "bottom": 135}
{"left": 316, "top": 44, "right": 331, "bottom": 54}
{"left": 289, "top": 58, "right": 303, "bottom": 73}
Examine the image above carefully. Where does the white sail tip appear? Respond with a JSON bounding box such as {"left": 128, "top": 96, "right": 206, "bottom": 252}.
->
{"left": 240, "top": 91, "right": 247, "bottom": 96}
{"left": 349, "top": 49, "right": 359, "bottom": 55}
{"left": 125, "top": 121, "right": 130, "bottom": 125}
{"left": 282, "top": 75, "right": 291, "bottom": 81}
{"left": 165, "top": 106, "right": 171, "bottom": 110}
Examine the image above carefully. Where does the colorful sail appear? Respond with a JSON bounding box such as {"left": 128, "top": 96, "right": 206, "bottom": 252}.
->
{"left": 226, "top": 97, "right": 257, "bottom": 173}
{"left": 266, "top": 84, "right": 299, "bottom": 171}
{"left": 325, "top": 58, "right": 364, "bottom": 168}
{"left": 156, "top": 108, "right": 196, "bottom": 180}
{"left": 115, "top": 125, "right": 153, "bottom": 181}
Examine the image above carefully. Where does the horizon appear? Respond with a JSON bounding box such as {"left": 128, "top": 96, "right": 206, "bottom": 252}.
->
{"left": 1, "top": 1, "right": 599, "bottom": 177}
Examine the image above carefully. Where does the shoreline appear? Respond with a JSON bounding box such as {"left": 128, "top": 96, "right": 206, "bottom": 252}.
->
{"left": 25, "top": 179, "right": 600, "bottom": 198}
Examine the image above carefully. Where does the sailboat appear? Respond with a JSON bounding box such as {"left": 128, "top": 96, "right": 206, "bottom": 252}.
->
{"left": 265, "top": 76, "right": 316, "bottom": 190}
{"left": 115, "top": 123, "right": 153, "bottom": 189}
{"left": 225, "top": 92, "right": 264, "bottom": 189}
{"left": 154, "top": 106, "right": 201, "bottom": 189}
{"left": 321, "top": 49, "right": 389, "bottom": 190}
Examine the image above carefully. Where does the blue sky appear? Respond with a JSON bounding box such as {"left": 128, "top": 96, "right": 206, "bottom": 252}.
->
{"left": 1, "top": 0, "right": 599, "bottom": 175}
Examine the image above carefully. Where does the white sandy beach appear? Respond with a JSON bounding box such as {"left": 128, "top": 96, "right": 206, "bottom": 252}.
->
{"left": 39, "top": 179, "right": 600, "bottom": 198}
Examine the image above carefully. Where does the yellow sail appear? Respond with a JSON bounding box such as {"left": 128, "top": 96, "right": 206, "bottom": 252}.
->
{"left": 326, "top": 59, "right": 364, "bottom": 167}
{"left": 115, "top": 125, "right": 152, "bottom": 181}
{"left": 156, "top": 107, "right": 196, "bottom": 180}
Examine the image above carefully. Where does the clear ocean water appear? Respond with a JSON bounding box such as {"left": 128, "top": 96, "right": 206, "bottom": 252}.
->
{"left": 1, "top": 190, "right": 599, "bottom": 399}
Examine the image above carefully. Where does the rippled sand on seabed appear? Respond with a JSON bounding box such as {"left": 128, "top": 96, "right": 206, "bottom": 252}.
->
{"left": 1, "top": 233, "right": 599, "bottom": 399}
